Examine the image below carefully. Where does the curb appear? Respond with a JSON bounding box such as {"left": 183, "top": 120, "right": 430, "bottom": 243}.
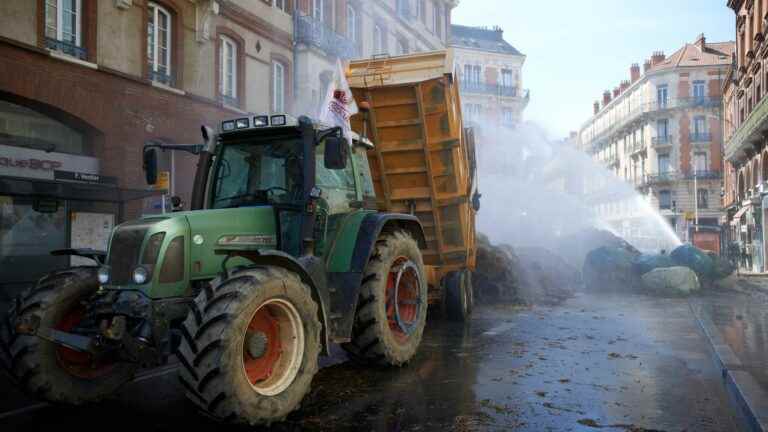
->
{"left": 689, "top": 302, "right": 768, "bottom": 432}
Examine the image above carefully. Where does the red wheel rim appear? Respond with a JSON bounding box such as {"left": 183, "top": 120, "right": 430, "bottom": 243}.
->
{"left": 242, "top": 299, "right": 305, "bottom": 396}
{"left": 386, "top": 257, "right": 422, "bottom": 344}
{"left": 55, "top": 306, "right": 115, "bottom": 379}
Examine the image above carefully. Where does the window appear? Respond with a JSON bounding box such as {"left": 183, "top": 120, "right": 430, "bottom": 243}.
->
{"left": 433, "top": 2, "right": 442, "bottom": 37}
{"left": 658, "top": 154, "right": 670, "bottom": 174}
{"left": 693, "top": 80, "right": 706, "bottom": 101}
{"left": 502, "top": 109, "right": 515, "bottom": 125}
{"left": 657, "top": 119, "right": 668, "bottom": 141}
{"left": 695, "top": 152, "right": 707, "bottom": 173}
{"left": 697, "top": 189, "right": 709, "bottom": 209}
{"left": 346, "top": 5, "right": 357, "bottom": 42}
{"left": 501, "top": 69, "right": 514, "bottom": 88}
{"left": 220, "top": 36, "right": 237, "bottom": 105}
{"left": 45, "top": 0, "right": 84, "bottom": 59}
{"left": 397, "top": 0, "right": 411, "bottom": 19}
{"left": 419, "top": 0, "right": 426, "bottom": 23}
{"left": 465, "top": 104, "right": 482, "bottom": 123}
{"left": 273, "top": 61, "right": 285, "bottom": 113}
{"left": 374, "top": 24, "right": 386, "bottom": 54}
{"left": 312, "top": 0, "right": 324, "bottom": 21}
{"left": 659, "top": 190, "right": 672, "bottom": 209}
{"left": 694, "top": 116, "right": 706, "bottom": 135}
{"left": 657, "top": 84, "right": 668, "bottom": 108}
{"left": 148, "top": 3, "right": 172, "bottom": 85}
{"left": 396, "top": 39, "right": 409, "bottom": 55}
{"left": 274, "top": 0, "right": 288, "bottom": 13}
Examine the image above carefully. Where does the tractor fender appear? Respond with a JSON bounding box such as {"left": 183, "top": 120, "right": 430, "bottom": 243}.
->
{"left": 326, "top": 213, "right": 427, "bottom": 341}
{"left": 349, "top": 213, "right": 427, "bottom": 273}
{"left": 219, "top": 249, "right": 332, "bottom": 356}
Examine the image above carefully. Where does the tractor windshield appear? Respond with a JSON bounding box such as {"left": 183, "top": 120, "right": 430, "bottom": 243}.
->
{"left": 210, "top": 138, "right": 303, "bottom": 209}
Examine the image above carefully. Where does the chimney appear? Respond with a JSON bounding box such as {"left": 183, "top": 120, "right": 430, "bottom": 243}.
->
{"left": 620, "top": 80, "right": 630, "bottom": 93}
{"left": 695, "top": 33, "right": 706, "bottom": 50}
{"left": 651, "top": 51, "right": 666, "bottom": 66}
{"left": 593, "top": 101, "right": 600, "bottom": 115}
{"left": 630, "top": 63, "right": 640, "bottom": 83}
{"left": 613, "top": 87, "right": 620, "bottom": 98}
{"left": 603, "top": 90, "right": 612, "bottom": 106}
{"left": 643, "top": 59, "right": 652, "bottom": 72}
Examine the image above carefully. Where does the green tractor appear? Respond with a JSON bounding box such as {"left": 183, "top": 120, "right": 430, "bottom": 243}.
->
{"left": 0, "top": 114, "right": 430, "bottom": 425}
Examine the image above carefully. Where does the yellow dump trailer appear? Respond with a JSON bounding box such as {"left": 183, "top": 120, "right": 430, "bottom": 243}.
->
{"left": 348, "top": 51, "right": 478, "bottom": 320}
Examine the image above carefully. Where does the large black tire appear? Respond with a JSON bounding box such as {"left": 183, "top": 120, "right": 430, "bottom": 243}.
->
{"left": 0, "top": 267, "right": 136, "bottom": 404}
{"left": 177, "top": 266, "right": 321, "bottom": 426}
{"left": 444, "top": 270, "right": 473, "bottom": 322}
{"left": 342, "top": 230, "right": 428, "bottom": 366}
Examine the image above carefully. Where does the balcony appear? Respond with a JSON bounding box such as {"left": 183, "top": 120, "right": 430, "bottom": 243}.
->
{"left": 690, "top": 132, "right": 712, "bottom": 143}
{"left": 652, "top": 136, "right": 672, "bottom": 147}
{"left": 460, "top": 82, "right": 524, "bottom": 98}
{"left": 585, "top": 97, "right": 722, "bottom": 150}
{"left": 630, "top": 141, "right": 647, "bottom": 155}
{"left": 646, "top": 172, "right": 677, "bottom": 185}
{"left": 725, "top": 87, "right": 768, "bottom": 162}
{"left": 295, "top": 14, "right": 359, "bottom": 60}
{"left": 45, "top": 37, "right": 87, "bottom": 61}
{"left": 685, "top": 170, "right": 722, "bottom": 180}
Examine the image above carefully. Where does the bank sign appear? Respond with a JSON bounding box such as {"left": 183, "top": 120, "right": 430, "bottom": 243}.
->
{"left": 0, "top": 144, "right": 99, "bottom": 180}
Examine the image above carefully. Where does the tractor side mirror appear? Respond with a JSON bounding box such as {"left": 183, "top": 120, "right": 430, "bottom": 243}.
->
{"left": 324, "top": 136, "right": 348, "bottom": 170}
{"left": 143, "top": 147, "right": 159, "bottom": 185}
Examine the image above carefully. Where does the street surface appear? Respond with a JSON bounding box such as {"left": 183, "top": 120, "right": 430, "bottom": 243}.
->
{"left": 1, "top": 293, "right": 739, "bottom": 431}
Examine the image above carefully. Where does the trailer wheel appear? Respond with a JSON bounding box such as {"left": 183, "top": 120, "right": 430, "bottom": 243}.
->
{"left": 444, "top": 270, "right": 473, "bottom": 322}
{"left": 0, "top": 267, "right": 136, "bottom": 404}
{"left": 178, "top": 266, "right": 321, "bottom": 426}
{"left": 343, "top": 231, "right": 427, "bottom": 366}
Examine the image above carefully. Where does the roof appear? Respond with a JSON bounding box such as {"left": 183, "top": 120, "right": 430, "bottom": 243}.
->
{"left": 449, "top": 24, "right": 523, "bottom": 56}
{"left": 647, "top": 38, "right": 735, "bottom": 72}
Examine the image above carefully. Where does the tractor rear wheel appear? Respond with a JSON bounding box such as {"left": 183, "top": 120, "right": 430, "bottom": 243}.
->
{"left": 342, "top": 231, "right": 427, "bottom": 366}
{"left": 0, "top": 267, "right": 136, "bottom": 404}
{"left": 444, "top": 270, "right": 474, "bottom": 322}
{"left": 177, "top": 266, "right": 321, "bottom": 426}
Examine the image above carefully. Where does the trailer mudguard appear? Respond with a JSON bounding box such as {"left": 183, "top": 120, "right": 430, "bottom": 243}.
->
{"left": 326, "top": 213, "right": 426, "bottom": 342}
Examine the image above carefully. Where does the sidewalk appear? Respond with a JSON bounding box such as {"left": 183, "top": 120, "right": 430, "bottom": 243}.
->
{"left": 689, "top": 280, "right": 768, "bottom": 432}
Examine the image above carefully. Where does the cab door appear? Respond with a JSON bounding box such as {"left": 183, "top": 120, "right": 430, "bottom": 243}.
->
{"left": 314, "top": 140, "right": 357, "bottom": 257}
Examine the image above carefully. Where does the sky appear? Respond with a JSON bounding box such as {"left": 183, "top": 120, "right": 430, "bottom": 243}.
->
{"left": 452, "top": 0, "right": 736, "bottom": 139}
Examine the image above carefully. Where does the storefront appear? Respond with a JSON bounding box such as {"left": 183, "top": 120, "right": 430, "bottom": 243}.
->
{"left": 0, "top": 99, "right": 153, "bottom": 301}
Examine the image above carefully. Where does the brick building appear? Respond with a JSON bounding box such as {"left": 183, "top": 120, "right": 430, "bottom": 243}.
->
{"left": 578, "top": 35, "right": 734, "bottom": 251}
{"left": 450, "top": 24, "right": 528, "bottom": 132}
{"left": 723, "top": 0, "right": 768, "bottom": 272}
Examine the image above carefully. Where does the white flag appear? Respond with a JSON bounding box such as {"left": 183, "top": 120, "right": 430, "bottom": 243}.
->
{"left": 319, "top": 59, "right": 358, "bottom": 145}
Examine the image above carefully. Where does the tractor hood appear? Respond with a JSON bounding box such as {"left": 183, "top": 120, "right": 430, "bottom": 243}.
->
{"left": 103, "top": 207, "right": 277, "bottom": 298}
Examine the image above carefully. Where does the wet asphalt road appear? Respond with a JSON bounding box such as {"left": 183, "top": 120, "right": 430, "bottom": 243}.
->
{"left": 1, "top": 293, "right": 739, "bottom": 431}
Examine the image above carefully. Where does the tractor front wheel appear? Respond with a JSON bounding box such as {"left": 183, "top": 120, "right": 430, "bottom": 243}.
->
{"left": 0, "top": 267, "right": 136, "bottom": 404}
{"left": 343, "top": 231, "right": 428, "bottom": 366}
{"left": 177, "top": 266, "right": 321, "bottom": 426}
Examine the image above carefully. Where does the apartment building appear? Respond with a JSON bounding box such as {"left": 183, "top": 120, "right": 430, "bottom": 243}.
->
{"left": 579, "top": 35, "right": 734, "bottom": 252}
{"left": 450, "top": 24, "right": 528, "bottom": 133}
{"left": 723, "top": 0, "right": 768, "bottom": 272}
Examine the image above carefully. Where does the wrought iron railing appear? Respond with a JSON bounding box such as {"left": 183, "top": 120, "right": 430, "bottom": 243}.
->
{"left": 686, "top": 170, "right": 722, "bottom": 180}
{"left": 646, "top": 172, "right": 677, "bottom": 184}
{"left": 583, "top": 96, "right": 722, "bottom": 149}
{"left": 220, "top": 94, "right": 239, "bottom": 107}
{"left": 295, "top": 14, "right": 359, "bottom": 59}
{"left": 45, "top": 37, "right": 87, "bottom": 60}
{"left": 460, "top": 82, "right": 520, "bottom": 97}
{"left": 690, "top": 132, "right": 712, "bottom": 142}
{"left": 652, "top": 136, "right": 672, "bottom": 146}
{"left": 149, "top": 70, "right": 174, "bottom": 87}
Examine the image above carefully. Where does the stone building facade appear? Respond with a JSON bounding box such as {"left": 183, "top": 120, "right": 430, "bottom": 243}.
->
{"left": 579, "top": 35, "right": 734, "bottom": 252}
{"left": 450, "top": 24, "right": 528, "bottom": 133}
{"left": 723, "top": 0, "right": 768, "bottom": 272}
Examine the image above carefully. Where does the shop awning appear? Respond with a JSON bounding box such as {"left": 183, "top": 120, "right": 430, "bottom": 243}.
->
{"left": 0, "top": 175, "right": 162, "bottom": 203}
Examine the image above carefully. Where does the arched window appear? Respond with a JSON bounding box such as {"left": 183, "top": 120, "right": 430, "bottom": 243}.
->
{"left": 148, "top": 2, "right": 173, "bottom": 85}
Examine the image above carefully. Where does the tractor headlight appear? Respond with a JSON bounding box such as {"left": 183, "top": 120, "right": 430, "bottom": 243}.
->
{"left": 97, "top": 266, "right": 110, "bottom": 284}
{"left": 132, "top": 266, "right": 150, "bottom": 285}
